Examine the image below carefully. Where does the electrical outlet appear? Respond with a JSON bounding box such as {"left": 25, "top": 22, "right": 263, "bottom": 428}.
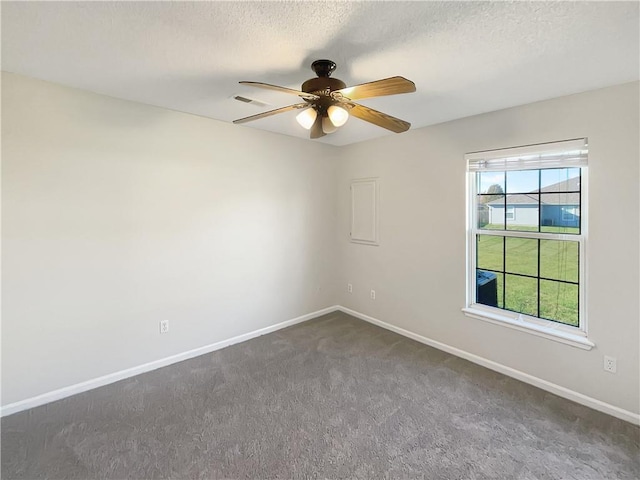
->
{"left": 370, "top": 289, "right": 376, "bottom": 300}
{"left": 604, "top": 356, "right": 616, "bottom": 374}
{"left": 348, "top": 283, "right": 353, "bottom": 293}
{"left": 160, "top": 320, "right": 169, "bottom": 334}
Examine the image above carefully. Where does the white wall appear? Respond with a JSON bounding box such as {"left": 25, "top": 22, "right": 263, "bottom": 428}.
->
{"left": 3, "top": 72, "right": 638, "bottom": 418}
{"left": 1, "top": 73, "right": 339, "bottom": 405}
{"left": 336, "top": 82, "right": 640, "bottom": 415}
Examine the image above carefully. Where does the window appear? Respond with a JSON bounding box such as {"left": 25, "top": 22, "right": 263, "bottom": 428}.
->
{"left": 464, "top": 139, "right": 593, "bottom": 350}
{"left": 562, "top": 207, "right": 578, "bottom": 222}
{"left": 506, "top": 206, "right": 515, "bottom": 221}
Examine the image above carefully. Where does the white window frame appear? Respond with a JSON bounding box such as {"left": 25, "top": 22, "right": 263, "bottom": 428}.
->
{"left": 463, "top": 139, "right": 593, "bottom": 350}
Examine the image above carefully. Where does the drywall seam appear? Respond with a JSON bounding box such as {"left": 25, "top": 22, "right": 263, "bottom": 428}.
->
{"left": 0, "top": 306, "right": 340, "bottom": 417}
{"left": 337, "top": 306, "right": 640, "bottom": 426}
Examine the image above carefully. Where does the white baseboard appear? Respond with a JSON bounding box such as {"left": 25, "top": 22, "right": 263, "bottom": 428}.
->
{"left": 0, "top": 305, "right": 340, "bottom": 418}
{"left": 338, "top": 306, "right": 640, "bottom": 426}
{"left": 4, "top": 305, "right": 638, "bottom": 426}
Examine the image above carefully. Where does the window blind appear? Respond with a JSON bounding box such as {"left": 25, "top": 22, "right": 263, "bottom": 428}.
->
{"left": 466, "top": 138, "right": 588, "bottom": 172}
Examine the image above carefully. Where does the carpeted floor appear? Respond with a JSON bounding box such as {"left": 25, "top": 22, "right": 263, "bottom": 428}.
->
{"left": 2, "top": 311, "right": 639, "bottom": 479}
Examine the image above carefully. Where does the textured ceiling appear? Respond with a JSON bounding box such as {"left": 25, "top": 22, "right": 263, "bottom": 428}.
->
{"left": 2, "top": 1, "right": 639, "bottom": 146}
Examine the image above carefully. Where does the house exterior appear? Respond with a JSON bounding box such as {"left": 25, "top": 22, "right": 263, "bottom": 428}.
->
{"left": 486, "top": 177, "right": 580, "bottom": 228}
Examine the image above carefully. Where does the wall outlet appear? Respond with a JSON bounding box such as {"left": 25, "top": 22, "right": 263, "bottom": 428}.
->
{"left": 603, "top": 355, "right": 616, "bottom": 374}
{"left": 370, "top": 289, "right": 376, "bottom": 300}
{"left": 160, "top": 320, "right": 169, "bottom": 334}
{"left": 348, "top": 283, "right": 353, "bottom": 293}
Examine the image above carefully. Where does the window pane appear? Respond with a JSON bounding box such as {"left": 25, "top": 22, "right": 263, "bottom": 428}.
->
{"left": 506, "top": 169, "right": 538, "bottom": 193}
{"left": 540, "top": 280, "right": 578, "bottom": 326}
{"left": 505, "top": 237, "right": 538, "bottom": 276}
{"left": 505, "top": 274, "right": 538, "bottom": 317}
{"left": 470, "top": 166, "right": 583, "bottom": 329}
{"left": 477, "top": 270, "right": 503, "bottom": 308}
{"left": 541, "top": 168, "right": 580, "bottom": 191}
{"left": 478, "top": 172, "right": 505, "bottom": 195}
{"left": 540, "top": 192, "right": 580, "bottom": 234}
{"left": 477, "top": 195, "right": 504, "bottom": 229}
{"left": 506, "top": 194, "right": 539, "bottom": 231}
{"left": 477, "top": 235, "right": 503, "bottom": 271}
{"left": 540, "top": 240, "right": 579, "bottom": 283}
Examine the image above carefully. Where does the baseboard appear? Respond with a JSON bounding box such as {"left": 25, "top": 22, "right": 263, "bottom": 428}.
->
{"left": 337, "top": 306, "right": 640, "bottom": 426}
{"left": 5, "top": 305, "right": 638, "bottom": 426}
{"left": 1, "top": 305, "right": 340, "bottom": 418}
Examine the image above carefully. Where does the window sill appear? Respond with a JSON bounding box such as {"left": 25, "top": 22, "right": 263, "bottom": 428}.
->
{"left": 461, "top": 306, "right": 595, "bottom": 350}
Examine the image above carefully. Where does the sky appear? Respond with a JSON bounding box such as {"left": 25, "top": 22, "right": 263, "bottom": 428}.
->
{"left": 478, "top": 168, "right": 580, "bottom": 194}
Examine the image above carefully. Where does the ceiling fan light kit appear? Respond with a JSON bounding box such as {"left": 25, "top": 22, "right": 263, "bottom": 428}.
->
{"left": 296, "top": 108, "right": 317, "bottom": 129}
{"left": 234, "top": 59, "right": 416, "bottom": 140}
{"left": 296, "top": 105, "right": 348, "bottom": 131}
{"left": 321, "top": 116, "right": 338, "bottom": 134}
{"left": 327, "top": 105, "right": 349, "bottom": 127}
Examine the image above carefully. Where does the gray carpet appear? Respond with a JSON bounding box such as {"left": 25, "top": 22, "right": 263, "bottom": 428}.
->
{"left": 2, "top": 311, "right": 639, "bottom": 479}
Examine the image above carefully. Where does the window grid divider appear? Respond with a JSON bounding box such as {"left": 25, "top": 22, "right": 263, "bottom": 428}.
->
{"left": 467, "top": 141, "right": 588, "bottom": 336}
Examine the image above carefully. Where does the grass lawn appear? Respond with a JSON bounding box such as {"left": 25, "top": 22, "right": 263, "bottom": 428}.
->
{"left": 476, "top": 227, "right": 579, "bottom": 326}
{"left": 480, "top": 223, "right": 580, "bottom": 235}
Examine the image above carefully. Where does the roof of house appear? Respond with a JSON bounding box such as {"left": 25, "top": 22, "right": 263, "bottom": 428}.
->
{"left": 487, "top": 177, "right": 580, "bottom": 206}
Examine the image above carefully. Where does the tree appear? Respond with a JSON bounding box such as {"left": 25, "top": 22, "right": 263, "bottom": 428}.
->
{"left": 486, "top": 184, "right": 504, "bottom": 195}
{"left": 479, "top": 184, "right": 504, "bottom": 205}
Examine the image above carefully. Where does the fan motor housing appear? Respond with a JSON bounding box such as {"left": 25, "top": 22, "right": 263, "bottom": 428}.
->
{"left": 301, "top": 77, "right": 346, "bottom": 95}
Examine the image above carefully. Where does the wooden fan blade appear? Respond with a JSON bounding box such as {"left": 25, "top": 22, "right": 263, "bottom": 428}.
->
{"left": 335, "top": 76, "right": 415, "bottom": 101}
{"left": 239, "top": 81, "right": 319, "bottom": 100}
{"left": 310, "top": 114, "right": 325, "bottom": 139}
{"left": 233, "top": 103, "right": 307, "bottom": 124}
{"left": 348, "top": 103, "right": 411, "bottom": 133}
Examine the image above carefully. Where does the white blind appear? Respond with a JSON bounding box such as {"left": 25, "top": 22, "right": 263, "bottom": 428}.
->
{"left": 466, "top": 138, "right": 588, "bottom": 172}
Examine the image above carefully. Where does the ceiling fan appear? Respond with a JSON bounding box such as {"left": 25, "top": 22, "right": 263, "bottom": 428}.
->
{"left": 233, "top": 60, "right": 416, "bottom": 139}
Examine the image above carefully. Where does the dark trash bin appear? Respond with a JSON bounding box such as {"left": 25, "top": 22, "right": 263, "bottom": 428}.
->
{"left": 477, "top": 270, "right": 498, "bottom": 307}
